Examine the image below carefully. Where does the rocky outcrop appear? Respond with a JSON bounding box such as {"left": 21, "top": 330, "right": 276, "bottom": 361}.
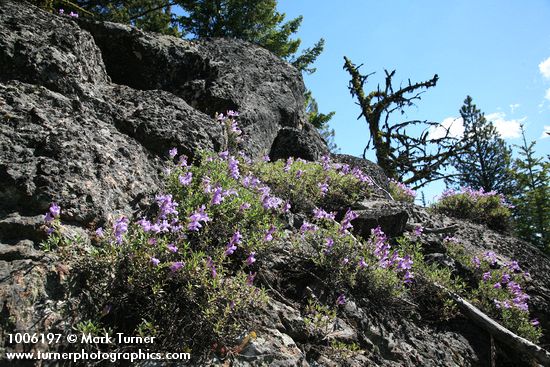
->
{"left": 0, "top": 0, "right": 319, "bottom": 227}
{"left": 1, "top": 2, "right": 550, "bottom": 366}
{"left": 77, "top": 19, "right": 307, "bottom": 158}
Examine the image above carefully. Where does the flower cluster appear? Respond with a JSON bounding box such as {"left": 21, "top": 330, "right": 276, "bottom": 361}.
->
{"left": 370, "top": 226, "right": 414, "bottom": 283}
{"left": 440, "top": 187, "right": 514, "bottom": 209}
{"left": 252, "top": 154, "right": 374, "bottom": 214}
{"left": 388, "top": 179, "right": 416, "bottom": 203}
{"left": 217, "top": 111, "right": 243, "bottom": 149}
{"left": 43, "top": 202, "right": 60, "bottom": 234}
{"left": 59, "top": 9, "right": 78, "bottom": 18}
{"left": 432, "top": 186, "right": 513, "bottom": 231}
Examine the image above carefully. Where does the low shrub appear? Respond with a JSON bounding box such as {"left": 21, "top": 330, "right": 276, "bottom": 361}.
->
{"left": 442, "top": 237, "right": 541, "bottom": 342}
{"left": 388, "top": 179, "right": 416, "bottom": 203}
{"left": 431, "top": 187, "right": 513, "bottom": 230}
{"left": 252, "top": 155, "right": 374, "bottom": 213}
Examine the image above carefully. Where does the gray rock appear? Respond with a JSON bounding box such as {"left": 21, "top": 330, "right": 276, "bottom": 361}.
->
{"left": 269, "top": 125, "right": 329, "bottom": 162}
{"left": 0, "top": 2, "right": 109, "bottom": 95}
{"left": 350, "top": 200, "right": 409, "bottom": 239}
{"left": 236, "top": 328, "right": 308, "bottom": 367}
{"left": 78, "top": 20, "right": 307, "bottom": 158}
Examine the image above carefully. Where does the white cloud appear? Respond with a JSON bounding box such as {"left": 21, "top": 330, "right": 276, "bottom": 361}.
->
{"left": 539, "top": 57, "right": 550, "bottom": 79}
{"left": 509, "top": 103, "right": 520, "bottom": 113}
{"left": 485, "top": 112, "right": 523, "bottom": 138}
{"left": 429, "top": 117, "right": 464, "bottom": 139}
{"left": 541, "top": 125, "right": 550, "bottom": 139}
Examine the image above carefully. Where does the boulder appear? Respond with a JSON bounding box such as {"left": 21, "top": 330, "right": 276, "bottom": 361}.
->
{"left": 78, "top": 20, "right": 307, "bottom": 158}
{"left": 269, "top": 124, "right": 329, "bottom": 162}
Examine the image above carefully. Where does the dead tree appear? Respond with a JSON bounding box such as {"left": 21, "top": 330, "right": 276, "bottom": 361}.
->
{"left": 343, "top": 56, "right": 465, "bottom": 189}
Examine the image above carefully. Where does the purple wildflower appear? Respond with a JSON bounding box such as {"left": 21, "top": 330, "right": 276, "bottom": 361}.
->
{"left": 225, "top": 243, "right": 237, "bottom": 255}
{"left": 501, "top": 273, "right": 511, "bottom": 284}
{"left": 150, "top": 257, "right": 160, "bottom": 266}
{"left": 398, "top": 255, "right": 413, "bottom": 270}
{"left": 263, "top": 155, "right": 271, "bottom": 162}
{"left": 170, "top": 261, "right": 183, "bottom": 272}
{"left": 211, "top": 186, "right": 224, "bottom": 205}
{"left": 404, "top": 270, "right": 414, "bottom": 284}
{"left": 95, "top": 227, "right": 104, "bottom": 238}
{"left": 231, "top": 121, "right": 242, "bottom": 135}
{"left": 69, "top": 11, "right": 78, "bottom": 18}
{"left": 313, "top": 207, "right": 336, "bottom": 221}
{"left": 352, "top": 167, "right": 373, "bottom": 184}
{"left": 187, "top": 205, "right": 210, "bottom": 231}
{"left": 300, "top": 221, "right": 318, "bottom": 233}
{"left": 482, "top": 272, "right": 491, "bottom": 281}
{"left": 225, "top": 230, "right": 242, "bottom": 256}
{"left": 282, "top": 201, "right": 291, "bottom": 213}
{"left": 113, "top": 217, "right": 129, "bottom": 244}
{"left": 323, "top": 238, "right": 334, "bottom": 254}
{"left": 219, "top": 151, "right": 229, "bottom": 160}
{"left": 179, "top": 172, "right": 193, "bottom": 186}
{"left": 321, "top": 155, "right": 331, "bottom": 170}
{"left": 239, "top": 202, "right": 251, "bottom": 212}
{"left": 493, "top": 282, "right": 502, "bottom": 289}
{"left": 44, "top": 202, "right": 61, "bottom": 223}
{"left": 484, "top": 251, "right": 497, "bottom": 266}
{"left": 227, "top": 110, "right": 239, "bottom": 117}
{"left": 168, "top": 147, "right": 178, "bottom": 158}
{"left": 336, "top": 293, "right": 346, "bottom": 305}
{"left": 472, "top": 256, "right": 481, "bottom": 268}
{"left": 228, "top": 156, "right": 240, "bottom": 179}
{"left": 242, "top": 174, "right": 260, "bottom": 188}
{"left": 246, "top": 272, "right": 256, "bottom": 286}
{"left": 283, "top": 157, "right": 294, "bottom": 172}
{"left": 358, "top": 258, "right": 368, "bottom": 269}
{"left": 178, "top": 155, "right": 188, "bottom": 167}
{"left": 341, "top": 257, "right": 349, "bottom": 265}
{"left": 264, "top": 225, "right": 276, "bottom": 241}
{"left": 443, "top": 236, "right": 460, "bottom": 244}
{"left": 138, "top": 218, "right": 152, "bottom": 232}
{"left": 246, "top": 252, "right": 256, "bottom": 266}
{"left": 206, "top": 257, "right": 217, "bottom": 278}
{"left": 167, "top": 243, "right": 178, "bottom": 253}
{"left": 295, "top": 169, "right": 304, "bottom": 178}
{"left": 531, "top": 319, "right": 540, "bottom": 326}
{"left": 507, "top": 260, "right": 521, "bottom": 272}
{"left": 318, "top": 181, "right": 329, "bottom": 196}
{"left": 262, "top": 195, "right": 283, "bottom": 210}
{"left": 156, "top": 194, "right": 179, "bottom": 219}
{"left": 339, "top": 209, "right": 359, "bottom": 234}
{"left": 414, "top": 225, "right": 423, "bottom": 236}
{"left": 59, "top": 8, "right": 64, "bottom": 14}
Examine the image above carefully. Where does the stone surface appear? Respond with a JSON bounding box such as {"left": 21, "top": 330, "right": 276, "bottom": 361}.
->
{"left": 269, "top": 125, "right": 329, "bottom": 162}
{"left": 78, "top": 19, "right": 308, "bottom": 158}
{"left": 350, "top": 200, "right": 409, "bottom": 239}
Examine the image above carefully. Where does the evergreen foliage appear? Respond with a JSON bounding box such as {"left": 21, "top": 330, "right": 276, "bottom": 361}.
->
{"left": 305, "top": 90, "right": 338, "bottom": 152}
{"left": 510, "top": 125, "right": 549, "bottom": 249}
{"left": 447, "top": 96, "right": 514, "bottom": 196}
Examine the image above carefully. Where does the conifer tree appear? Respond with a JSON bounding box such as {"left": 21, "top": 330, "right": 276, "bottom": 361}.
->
{"left": 447, "top": 96, "right": 514, "bottom": 196}
{"left": 511, "top": 125, "right": 549, "bottom": 249}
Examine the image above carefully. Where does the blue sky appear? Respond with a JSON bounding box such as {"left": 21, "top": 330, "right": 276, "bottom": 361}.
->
{"left": 278, "top": 0, "right": 550, "bottom": 201}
